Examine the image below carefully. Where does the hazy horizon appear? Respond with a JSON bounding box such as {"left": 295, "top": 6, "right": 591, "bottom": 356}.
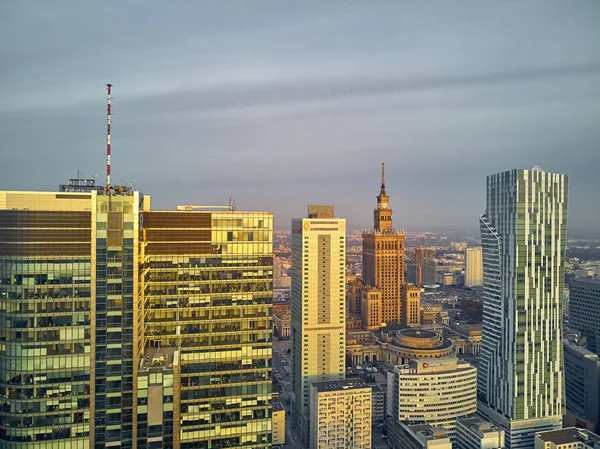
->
{"left": 1, "top": 2, "right": 599, "bottom": 235}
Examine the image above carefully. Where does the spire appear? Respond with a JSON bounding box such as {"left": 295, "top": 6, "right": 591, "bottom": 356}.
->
{"left": 381, "top": 159, "right": 385, "bottom": 187}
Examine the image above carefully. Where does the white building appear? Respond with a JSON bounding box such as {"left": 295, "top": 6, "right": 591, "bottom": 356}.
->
{"left": 393, "top": 422, "right": 453, "bottom": 449}
{"left": 464, "top": 247, "right": 483, "bottom": 287}
{"left": 456, "top": 416, "right": 505, "bottom": 449}
{"left": 478, "top": 167, "right": 569, "bottom": 449}
{"left": 535, "top": 428, "right": 600, "bottom": 449}
{"left": 310, "top": 379, "right": 371, "bottom": 449}
{"left": 291, "top": 205, "right": 346, "bottom": 445}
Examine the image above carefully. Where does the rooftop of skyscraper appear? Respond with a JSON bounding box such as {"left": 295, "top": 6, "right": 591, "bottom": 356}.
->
{"left": 311, "top": 378, "right": 368, "bottom": 392}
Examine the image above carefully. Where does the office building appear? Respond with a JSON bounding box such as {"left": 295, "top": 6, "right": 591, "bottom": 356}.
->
{"left": 362, "top": 162, "right": 405, "bottom": 326}
{"left": 563, "top": 342, "right": 600, "bottom": 433}
{"left": 464, "top": 247, "right": 483, "bottom": 288}
{"left": 0, "top": 188, "right": 275, "bottom": 449}
{"left": 141, "top": 208, "right": 274, "bottom": 449}
{"left": 309, "top": 379, "right": 371, "bottom": 449}
{"left": 534, "top": 428, "right": 600, "bottom": 449}
{"left": 272, "top": 402, "right": 285, "bottom": 446}
{"left": 387, "top": 329, "right": 477, "bottom": 440}
{"left": 478, "top": 167, "right": 569, "bottom": 449}
{"left": 391, "top": 423, "right": 452, "bottom": 449}
{"left": 569, "top": 278, "right": 600, "bottom": 356}
{"left": 369, "top": 383, "right": 386, "bottom": 424}
{"left": 347, "top": 278, "right": 363, "bottom": 316}
{"left": 0, "top": 188, "right": 140, "bottom": 448}
{"left": 291, "top": 206, "right": 346, "bottom": 446}
{"left": 401, "top": 283, "right": 421, "bottom": 327}
{"left": 456, "top": 416, "right": 505, "bottom": 449}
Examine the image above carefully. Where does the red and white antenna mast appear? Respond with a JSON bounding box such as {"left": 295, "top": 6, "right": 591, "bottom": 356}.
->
{"left": 106, "top": 83, "right": 112, "bottom": 191}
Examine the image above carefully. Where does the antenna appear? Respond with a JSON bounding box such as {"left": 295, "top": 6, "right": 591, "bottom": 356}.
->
{"left": 106, "top": 83, "right": 112, "bottom": 191}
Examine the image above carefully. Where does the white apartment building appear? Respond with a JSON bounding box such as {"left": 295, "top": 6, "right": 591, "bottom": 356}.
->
{"left": 310, "top": 379, "right": 371, "bottom": 449}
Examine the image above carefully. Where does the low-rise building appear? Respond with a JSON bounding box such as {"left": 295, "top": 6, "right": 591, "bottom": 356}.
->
{"left": 272, "top": 402, "right": 286, "bottom": 446}
{"left": 421, "top": 305, "right": 450, "bottom": 325}
{"left": 273, "top": 309, "right": 291, "bottom": 338}
{"left": 456, "top": 416, "right": 505, "bottom": 449}
{"left": 310, "top": 379, "right": 371, "bottom": 449}
{"left": 534, "top": 428, "right": 600, "bottom": 449}
{"left": 390, "top": 422, "right": 452, "bottom": 449}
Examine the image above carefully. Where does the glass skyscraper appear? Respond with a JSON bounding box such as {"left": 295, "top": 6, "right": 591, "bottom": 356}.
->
{"left": 478, "top": 167, "right": 569, "bottom": 449}
{"left": 0, "top": 189, "right": 273, "bottom": 449}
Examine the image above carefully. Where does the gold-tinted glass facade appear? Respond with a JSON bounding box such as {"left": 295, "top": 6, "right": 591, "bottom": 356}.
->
{"left": 0, "top": 196, "right": 93, "bottom": 448}
{"left": 141, "top": 211, "right": 273, "bottom": 449}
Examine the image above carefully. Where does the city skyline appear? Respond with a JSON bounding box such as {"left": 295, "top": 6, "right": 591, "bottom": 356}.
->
{"left": 1, "top": 2, "right": 599, "bottom": 234}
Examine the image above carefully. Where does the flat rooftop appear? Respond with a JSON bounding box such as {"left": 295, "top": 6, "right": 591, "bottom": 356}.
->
{"left": 311, "top": 378, "right": 368, "bottom": 392}
{"left": 273, "top": 402, "right": 285, "bottom": 412}
{"left": 537, "top": 428, "right": 600, "bottom": 445}
{"left": 139, "top": 346, "right": 177, "bottom": 371}
{"left": 457, "top": 416, "right": 502, "bottom": 434}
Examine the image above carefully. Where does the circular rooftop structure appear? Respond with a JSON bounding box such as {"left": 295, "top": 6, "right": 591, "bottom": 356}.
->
{"left": 387, "top": 328, "right": 454, "bottom": 359}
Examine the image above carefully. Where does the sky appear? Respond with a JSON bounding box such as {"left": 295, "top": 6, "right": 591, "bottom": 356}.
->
{"left": 1, "top": 2, "right": 599, "bottom": 235}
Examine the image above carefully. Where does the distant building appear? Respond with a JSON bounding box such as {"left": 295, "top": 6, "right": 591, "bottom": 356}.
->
{"left": 310, "top": 379, "right": 371, "bottom": 449}
{"left": 272, "top": 402, "right": 286, "bottom": 446}
{"left": 569, "top": 278, "right": 600, "bottom": 356}
{"left": 422, "top": 260, "right": 437, "bottom": 286}
{"left": 291, "top": 206, "right": 346, "bottom": 446}
{"left": 421, "top": 305, "right": 450, "bottom": 325}
{"left": 401, "top": 283, "right": 421, "bottom": 327}
{"left": 534, "top": 428, "right": 600, "bottom": 449}
{"left": 390, "top": 422, "right": 452, "bottom": 449}
{"left": 362, "top": 161, "right": 405, "bottom": 326}
{"left": 564, "top": 342, "right": 600, "bottom": 433}
{"left": 347, "top": 278, "right": 363, "bottom": 315}
{"left": 273, "top": 308, "right": 291, "bottom": 338}
{"left": 452, "top": 242, "right": 468, "bottom": 252}
{"left": 465, "top": 247, "right": 483, "bottom": 288}
{"left": 456, "top": 416, "right": 505, "bottom": 449}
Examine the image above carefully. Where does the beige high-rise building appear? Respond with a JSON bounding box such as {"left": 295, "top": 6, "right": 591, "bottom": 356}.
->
{"left": 310, "top": 379, "right": 372, "bottom": 449}
{"left": 362, "top": 162, "right": 405, "bottom": 327}
{"left": 402, "top": 283, "right": 421, "bottom": 327}
{"left": 464, "top": 247, "right": 483, "bottom": 288}
{"left": 291, "top": 206, "right": 346, "bottom": 446}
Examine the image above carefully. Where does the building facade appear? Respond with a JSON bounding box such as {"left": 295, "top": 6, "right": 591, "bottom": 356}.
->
{"left": 563, "top": 342, "right": 600, "bottom": 434}
{"left": 534, "top": 428, "right": 600, "bottom": 449}
{"left": 385, "top": 329, "right": 477, "bottom": 439}
{"left": 401, "top": 284, "right": 421, "bottom": 327}
{"left": 272, "top": 402, "right": 285, "bottom": 446}
{"left": 464, "top": 247, "right": 483, "bottom": 288}
{"left": 0, "top": 189, "right": 274, "bottom": 449}
{"left": 390, "top": 423, "right": 452, "bottom": 449}
{"left": 478, "top": 168, "right": 569, "bottom": 449}
{"left": 362, "top": 162, "right": 405, "bottom": 326}
{"left": 291, "top": 206, "right": 346, "bottom": 446}
{"left": 140, "top": 208, "right": 274, "bottom": 449}
{"left": 309, "top": 379, "right": 371, "bottom": 449}
{"left": 456, "top": 416, "right": 505, "bottom": 449}
{"left": 569, "top": 278, "right": 600, "bottom": 356}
